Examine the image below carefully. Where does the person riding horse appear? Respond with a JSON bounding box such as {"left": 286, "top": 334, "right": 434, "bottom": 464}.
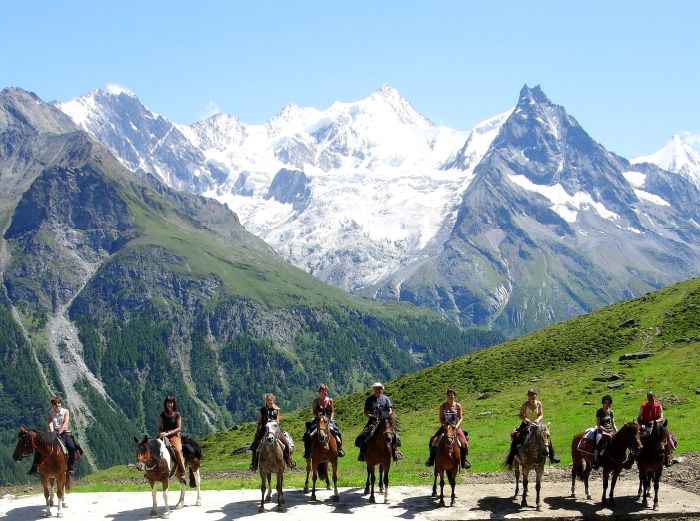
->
{"left": 592, "top": 394, "right": 617, "bottom": 468}
{"left": 158, "top": 395, "right": 188, "bottom": 485}
{"left": 506, "top": 389, "right": 560, "bottom": 469}
{"left": 425, "top": 388, "right": 471, "bottom": 469}
{"left": 28, "top": 396, "right": 78, "bottom": 476}
{"left": 637, "top": 391, "right": 672, "bottom": 467}
{"left": 250, "top": 393, "right": 295, "bottom": 471}
{"left": 355, "top": 382, "right": 403, "bottom": 462}
{"left": 302, "top": 384, "right": 345, "bottom": 459}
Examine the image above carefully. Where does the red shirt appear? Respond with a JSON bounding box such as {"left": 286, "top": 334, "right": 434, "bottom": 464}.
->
{"left": 640, "top": 401, "right": 662, "bottom": 422}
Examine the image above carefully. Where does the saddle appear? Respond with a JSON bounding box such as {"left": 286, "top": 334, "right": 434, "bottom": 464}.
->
{"left": 160, "top": 438, "right": 179, "bottom": 476}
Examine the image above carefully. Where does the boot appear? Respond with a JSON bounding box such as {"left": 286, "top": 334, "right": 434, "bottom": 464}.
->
{"left": 392, "top": 446, "right": 404, "bottom": 461}
{"left": 250, "top": 453, "right": 258, "bottom": 471}
{"left": 303, "top": 436, "right": 311, "bottom": 459}
{"left": 549, "top": 442, "right": 560, "bottom": 464}
{"left": 336, "top": 436, "right": 345, "bottom": 457}
{"left": 461, "top": 450, "right": 471, "bottom": 469}
{"left": 622, "top": 454, "right": 635, "bottom": 470}
{"left": 27, "top": 452, "right": 41, "bottom": 475}
{"left": 176, "top": 456, "right": 187, "bottom": 484}
{"left": 357, "top": 446, "right": 365, "bottom": 461}
{"left": 425, "top": 445, "right": 436, "bottom": 467}
{"left": 284, "top": 447, "right": 296, "bottom": 469}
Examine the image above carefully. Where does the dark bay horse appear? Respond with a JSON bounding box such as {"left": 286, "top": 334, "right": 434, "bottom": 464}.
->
{"left": 511, "top": 422, "right": 550, "bottom": 510}
{"left": 570, "top": 421, "right": 641, "bottom": 506}
{"left": 256, "top": 421, "right": 286, "bottom": 512}
{"left": 635, "top": 420, "right": 668, "bottom": 510}
{"left": 363, "top": 411, "right": 394, "bottom": 504}
{"left": 13, "top": 427, "right": 70, "bottom": 518}
{"left": 133, "top": 435, "right": 202, "bottom": 518}
{"left": 304, "top": 415, "right": 339, "bottom": 501}
{"left": 431, "top": 423, "right": 460, "bottom": 507}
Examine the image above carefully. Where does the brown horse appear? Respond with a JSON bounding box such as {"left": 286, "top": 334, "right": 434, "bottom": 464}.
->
{"left": 363, "top": 411, "right": 394, "bottom": 504}
{"left": 635, "top": 420, "right": 668, "bottom": 510}
{"left": 570, "top": 421, "right": 641, "bottom": 506}
{"left": 431, "top": 423, "right": 460, "bottom": 507}
{"left": 256, "top": 421, "right": 287, "bottom": 512}
{"left": 133, "top": 435, "right": 202, "bottom": 518}
{"left": 511, "top": 422, "right": 550, "bottom": 510}
{"left": 304, "top": 415, "right": 339, "bottom": 501}
{"left": 13, "top": 427, "right": 70, "bottom": 518}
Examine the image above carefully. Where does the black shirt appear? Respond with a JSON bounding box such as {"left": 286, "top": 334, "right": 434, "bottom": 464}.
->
{"left": 160, "top": 411, "right": 180, "bottom": 432}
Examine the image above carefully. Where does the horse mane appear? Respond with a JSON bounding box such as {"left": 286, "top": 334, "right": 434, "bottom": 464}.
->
{"left": 34, "top": 430, "right": 61, "bottom": 449}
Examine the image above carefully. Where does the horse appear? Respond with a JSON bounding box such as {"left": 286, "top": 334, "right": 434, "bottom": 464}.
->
{"left": 256, "top": 421, "right": 287, "bottom": 512}
{"left": 133, "top": 435, "right": 202, "bottom": 518}
{"left": 570, "top": 421, "right": 641, "bottom": 506}
{"left": 431, "top": 423, "right": 460, "bottom": 507}
{"left": 511, "top": 422, "right": 550, "bottom": 510}
{"left": 362, "top": 410, "right": 395, "bottom": 504}
{"left": 635, "top": 420, "right": 668, "bottom": 510}
{"left": 13, "top": 427, "right": 70, "bottom": 518}
{"left": 304, "top": 415, "right": 339, "bottom": 501}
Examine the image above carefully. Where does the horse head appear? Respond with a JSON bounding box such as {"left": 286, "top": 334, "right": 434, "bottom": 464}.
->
{"left": 13, "top": 426, "right": 34, "bottom": 462}
{"left": 621, "top": 421, "right": 643, "bottom": 454}
{"left": 650, "top": 420, "right": 669, "bottom": 457}
{"left": 442, "top": 423, "right": 456, "bottom": 447}
{"left": 317, "top": 415, "right": 330, "bottom": 445}
{"left": 263, "top": 421, "right": 279, "bottom": 445}
{"left": 133, "top": 435, "right": 152, "bottom": 472}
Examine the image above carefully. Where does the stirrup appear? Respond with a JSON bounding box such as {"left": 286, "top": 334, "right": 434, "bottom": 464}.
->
{"left": 393, "top": 450, "right": 404, "bottom": 461}
{"left": 337, "top": 448, "right": 345, "bottom": 457}
{"left": 462, "top": 459, "right": 471, "bottom": 469}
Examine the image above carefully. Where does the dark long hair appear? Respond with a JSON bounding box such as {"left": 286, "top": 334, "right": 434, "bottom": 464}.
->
{"left": 163, "top": 395, "right": 179, "bottom": 412}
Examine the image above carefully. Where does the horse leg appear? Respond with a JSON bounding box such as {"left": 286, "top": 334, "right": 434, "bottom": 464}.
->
{"left": 652, "top": 471, "right": 660, "bottom": 510}
{"left": 438, "top": 470, "right": 445, "bottom": 507}
{"left": 332, "top": 460, "right": 339, "bottom": 501}
{"left": 42, "top": 476, "right": 51, "bottom": 518}
{"left": 513, "top": 465, "right": 520, "bottom": 500}
{"left": 266, "top": 473, "right": 272, "bottom": 502}
{"left": 311, "top": 463, "right": 317, "bottom": 501}
{"left": 276, "top": 471, "right": 284, "bottom": 510}
{"left": 363, "top": 467, "right": 370, "bottom": 495}
{"left": 378, "top": 463, "right": 384, "bottom": 493}
{"left": 609, "top": 469, "right": 620, "bottom": 506}
{"left": 194, "top": 469, "right": 202, "bottom": 506}
{"left": 601, "top": 470, "right": 609, "bottom": 506}
{"left": 432, "top": 469, "right": 438, "bottom": 497}
{"left": 570, "top": 457, "right": 577, "bottom": 498}
{"left": 55, "top": 476, "right": 64, "bottom": 518}
{"left": 636, "top": 470, "right": 643, "bottom": 500}
{"left": 584, "top": 459, "right": 592, "bottom": 500}
{"left": 149, "top": 480, "right": 158, "bottom": 516}
{"left": 175, "top": 478, "right": 185, "bottom": 509}
{"left": 521, "top": 470, "right": 529, "bottom": 508}
{"left": 535, "top": 470, "right": 542, "bottom": 511}
{"left": 259, "top": 474, "right": 266, "bottom": 513}
{"left": 383, "top": 462, "right": 390, "bottom": 504}
{"left": 304, "top": 458, "right": 311, "bottom": 493}
{"left": 161, "top": 479, "right": 171, "bottom": 518}
{"left": 642, "top": 472, "right": 650, "bottom": 508}
{"left": 369, "top": 466, "right": 376, "bottom": 503}
{"left": 449, "top": 469, "right": 457, "bottom": 506}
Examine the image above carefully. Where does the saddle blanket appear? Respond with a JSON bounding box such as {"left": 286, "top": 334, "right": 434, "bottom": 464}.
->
{"left": 577, "top": 436, "right": 595, "bottom": 454}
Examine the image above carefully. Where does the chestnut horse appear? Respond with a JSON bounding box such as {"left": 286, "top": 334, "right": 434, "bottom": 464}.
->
{"left": 570, "top": 421, "right": 641, "bottom": 506}
{"left": 511, "top": 422, "right": 550, "bottom": 510}
{"left": 13, "top": 427, "right": 71, "bottom": 518}
{"left": 133, "top": 435, "right": 202, "bottom": 518}
{"left": 431, "top": 423, "right": 460, "bottom": 507}
{"left": 635, "top": 420, "right": 668, "bottom": 510}
{"left": 362, "top": 411, "right": 394, "bottom": 504}
{"left": 304, "top": 415, "right": 339, "bottom": 501}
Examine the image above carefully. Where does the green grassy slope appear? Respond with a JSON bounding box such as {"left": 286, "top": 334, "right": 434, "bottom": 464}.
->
{"left": 78, "top": 277, "right": 699, "bottom": 491}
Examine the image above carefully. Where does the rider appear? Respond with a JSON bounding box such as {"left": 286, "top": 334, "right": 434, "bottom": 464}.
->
{"left": 505, "top": 388, "right": 560, "bottom": 469}
{"left": 250, "top": 393, "right": 295, "bottom": 471}
{"left": 355, "top": 382, "right": 403, "bottom": 462}
{"left": 425, "top": 388, "right": 471, "bottom": 469}
{"left": 592, "top": 394, "right": 617, "bottom": 468}
{"left": 157, "top": 395, "right": 187, "bottom": 485}
{"left": 28, "top": 396, "right": 77, "bottom": 476}
{"left": 637, "top": 390, "right": 671, "bottom": 467}
{"left": 302, "top": 383, "right": 345, "bottom": 459}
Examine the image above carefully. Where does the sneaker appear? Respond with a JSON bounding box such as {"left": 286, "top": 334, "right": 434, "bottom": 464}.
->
{"left": 337, "top": 448, "right": 345, "bottom": 457}
{"left": 462, "top": 459, "right": 471, "bottom": 469}
{"left": 550, "top": 455, "right": 560, "bottom": 464}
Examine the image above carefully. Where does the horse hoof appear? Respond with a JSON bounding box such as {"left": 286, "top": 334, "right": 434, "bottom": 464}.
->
{"left": 303, "top": 487, "right": 309, "bottom": 493}
{"left": 258, "top": 507, "right": 265, "bottom": 513}
{"left": 44, "top": 512, "right": 51, "bottom": 518}
{"left": 56, "top": 514, "right": 63, "bottom": 519}
{"left": 369, "top": 496, "right": 376, "bottom": 503}
{"left": 161, "top": 512, "right": 170, "bottom": 519}
{"left": 310, "top": 494, "right": 316, "bottom": 501}
{"left": 332, "top": 495, "right": 339, "bottom": 502}
{"left": 569, "top": 493, "right": 576, "bottom": 498}
{"left": 326, "top": 485, "right": 331, "bottom": 490}
{"left": 176, "top": 502, "right": 184, "bottom": 510}
{"left": 363, "top": 488, "right": 369, "bottom": 496}
{"left": 587, "top": 494, "right": 592, "bottom": 500}
{"left": 653, "top": 504, "right": 659, "bottom": 511}
{"left": 537, "top": 505, "right": 542, "bottom": 512}
{"left": 438, "top": 500, "right": 445, "bottom": 508}
{"left": 196, "top": 500, "right": 202, "bottom": 507}
{"left": 149, "top": 509, "right": 158, "bottom": 517}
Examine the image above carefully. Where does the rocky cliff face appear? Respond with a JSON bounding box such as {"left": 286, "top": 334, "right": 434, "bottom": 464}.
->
{"left": 0, "top": 87, "right": 501, "bottom": 482}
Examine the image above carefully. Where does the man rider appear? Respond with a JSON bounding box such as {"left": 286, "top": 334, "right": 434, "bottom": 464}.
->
{"left": 355, "top": 382, "right": 403, "bottom": 462}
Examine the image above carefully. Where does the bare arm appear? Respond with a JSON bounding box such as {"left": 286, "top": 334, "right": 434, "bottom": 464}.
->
{"left": 438, "top": 404, "right": 444, "bottom": 424}
{"left": 656, "top": 404, "right": 664, "bottom": 422}
{"left": 311, "top": 399, "right": 318, "bottom": 419}
{"left": 47, "top": 413, "right": 54, "bottom": 433}
{"left": 157, "top": 415, "right": 164, "bottom": 436}
{"left": 329, "top": 399, "right": 335, "bottom": 421}
{"left": 637, "top": 405, "right": 644, "bottom": 424}
{"left": 456, "top": 403, "right": 463, "bottom": 430}
{"left": 536, "top": 402, "right": 544, "bottom": 423}
{"left": 59, "top": 410, "right": 69, "bottom": 435}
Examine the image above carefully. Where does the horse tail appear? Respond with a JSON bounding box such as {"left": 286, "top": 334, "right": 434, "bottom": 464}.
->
{"left": 576, "top": 459, "right": 585, "bottom": 481}
{"left": 65, "top": 471, "right": 73, "bottom": 490}
{"left": 182, "top": 436, "right": 203, "bottom": 460}
{"left": 189, "top": 467, "right": 196, "bottom": 488}
{"left": 317, "top": 462, "right": 328, "bottom": 482}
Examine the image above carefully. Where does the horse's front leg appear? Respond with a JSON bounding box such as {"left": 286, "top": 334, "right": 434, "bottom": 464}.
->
{"left": 609, "top": 468, "right": 620, "bottom": 506}
{"left": 363, "top": 467, "right": 370, "bottom": 495}
{"left": 194, "top": 469, "right": 202, "bottom": 506}
{"left": 276, "top": 471, "right": 285, "bottom": 510}
{"left": 258, "top": 474, "right": 266, "bottom": 513}
{"left": 601, "top": 469, "right": 609, "bottom": 506}
{"left": 332, "top": 460, "right": 339, "bottom": 501}
{"left": 55, "top": 478, "right": 64, "bottom": 518}
{"left": 449, "top": 469, "right": 457, "bottom": 507}
{"left": 383, "top": 463, "right": 390, "bottom": 504}
{"left": 42, "top": 477, "right": 51, "bottom": 518}
{"left": 378, "top": 463, "right": 384, "bottom": 493}
{"left": 266, "top": 473, "right": 272, "bottom": 502}
{"left": 584, "top": 460, "right": 592, "bottom": 500}
{"left": 513, "top": 466, "right": 520, "bottom": 500}
{"left": 149, "top": 480, "right": 158, "bottom": 516}
{"left": 520, "top": 471, "right": 529, "bottom": 508}
{"left": 438, "top": 471, "right": 445, "bottom": 507}
{"left": 175, "top": 478, "right": 185, "bottom": 509}
{"left": 304, "top": 458, "right": 311, "bottom": 493}
{"left": 432, "top": 469, "right": 438, "bottom": 497}
{"left": 310, "top": 464, "right": 318, "bottom": 501}
{"left": 161, "top": 480, "right": 171, "bottom": 518}
{"left": 652, "top": 471, "right": 660, "bottom": 510}
{"left": 636, "top": 470, "right": 643, "bottom": 500}
{"left": 368, "top": 467, "right": 376, "bottom": 503}
{"left": 535, "top": 471, "right": 542, "bottom": 511}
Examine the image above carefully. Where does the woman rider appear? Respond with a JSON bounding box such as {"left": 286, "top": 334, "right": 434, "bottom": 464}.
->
{"left": 505, "top": 388, "right": 560, "bottom": 468}
{"left": 593, "top": 394, "right": 617, "bottom": 468}
{"left": 158, "top": 395, "right": 187, "bottom": 484}
{"left": 425, "top": 388, "right": 471, "bottom": 469}
{"left": 28, "top": 396, "right": 77, "bottom": 476}
{"left": 250, "top": 393, "right": 295, "bottom": 471}
{"left": 302, "top": 384, "right": 345, "bottom": 459}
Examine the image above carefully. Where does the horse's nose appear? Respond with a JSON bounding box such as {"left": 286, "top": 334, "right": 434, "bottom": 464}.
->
{"left": 135, "top": 462, "right": 145, "bottom": 472}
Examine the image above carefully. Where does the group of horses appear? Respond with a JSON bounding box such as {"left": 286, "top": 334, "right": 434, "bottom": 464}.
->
{"left": 13, "top": 415, "right": 670, "bottom": 517}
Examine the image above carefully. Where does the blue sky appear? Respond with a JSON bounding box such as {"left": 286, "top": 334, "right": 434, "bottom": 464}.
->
{"left": 2, "top": 1, "right": 699, "bottom": 158}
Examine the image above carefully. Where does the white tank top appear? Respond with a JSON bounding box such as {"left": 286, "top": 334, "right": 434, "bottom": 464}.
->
{"left": 50, "top": 407, "right": 70, "bottom": 432}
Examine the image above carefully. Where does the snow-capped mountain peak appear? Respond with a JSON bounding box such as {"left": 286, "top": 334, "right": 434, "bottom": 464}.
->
{"left": 632, "top": 134, "right": 700, "bottom": 187}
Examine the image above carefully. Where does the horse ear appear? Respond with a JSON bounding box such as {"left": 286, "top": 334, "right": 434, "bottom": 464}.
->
{"left": 663, "top": 419, "right": 668, "bottom": 427}
{"left": 133, "top": 436, "right": 139, "bottom": 444}
{"left": 142, "top": 435, "right": 149, "bottom": 443}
